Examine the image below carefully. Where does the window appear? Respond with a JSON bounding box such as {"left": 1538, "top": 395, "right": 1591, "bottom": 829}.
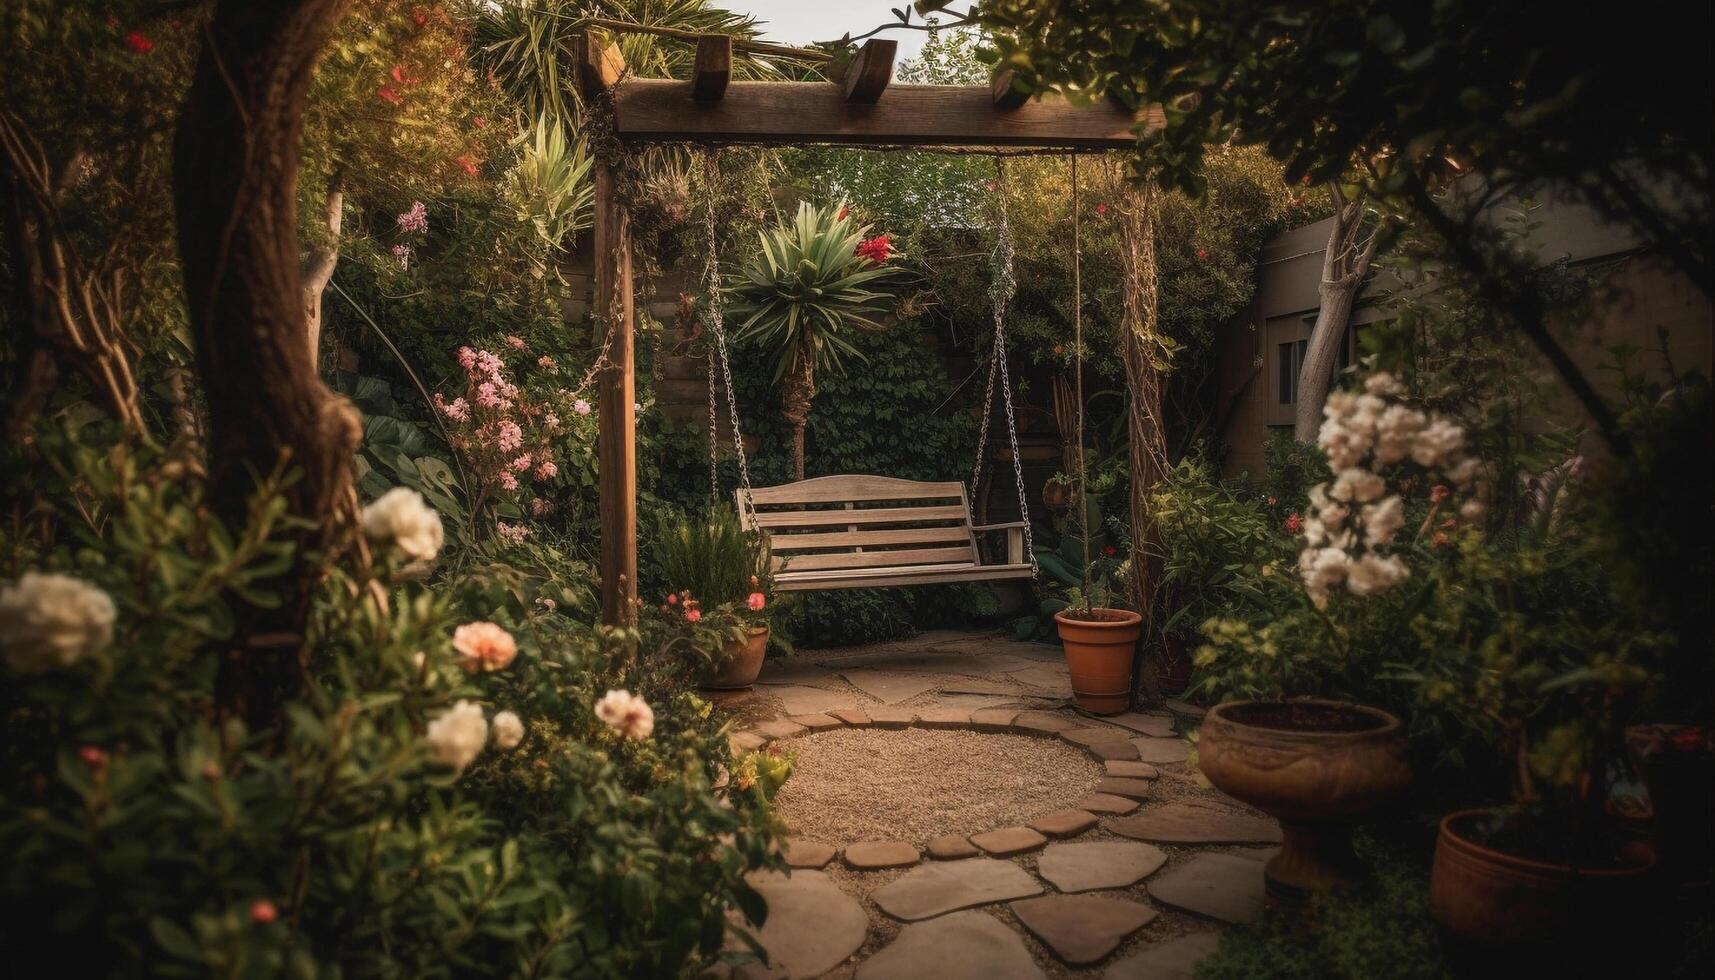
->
{"left": 1277, "top": 339, "right": 1308, "bottom": 405}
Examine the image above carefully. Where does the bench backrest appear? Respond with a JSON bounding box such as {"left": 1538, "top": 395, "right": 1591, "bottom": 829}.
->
{"left": 738, "top": 475, "right": 978, "bottom": 577}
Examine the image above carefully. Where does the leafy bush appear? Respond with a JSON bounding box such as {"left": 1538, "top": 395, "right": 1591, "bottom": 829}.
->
{"left": 653, "top": 504, "right": 769, "bottom": 609}
{"left": 0, "top": 434, "right": 779, "bottom": 976}
{"left": 1150, "top": 458, "right": 1295, "bottom": 640}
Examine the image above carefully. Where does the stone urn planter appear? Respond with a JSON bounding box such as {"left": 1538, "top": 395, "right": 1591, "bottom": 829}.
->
{"left": 1197, "top": 699, "right": 1411, "bottom": 901}
{"left": 1054, "top": 609, "right": 1140, "bottom": 715}
{"left": 701, "top": 625, "right": 769, "bottom": 690}
{"left": 1429, "top": 808, "right": 1657, "bottom": 967}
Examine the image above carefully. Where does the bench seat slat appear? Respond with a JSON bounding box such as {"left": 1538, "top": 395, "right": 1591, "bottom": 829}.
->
{"left": 768, "top": 526, "right": 974, "bottom": 551}
{"left": 774, "top": 562, "right": 1034, "bottom": 591}
{"left": 775, "top": 546, "right": 974, "bottom": 572}
{"left": 747, "top": 474, "right": 965, "bottom": 505}
{"left": 751, "top": 505, "right": 970, "bottom": 528}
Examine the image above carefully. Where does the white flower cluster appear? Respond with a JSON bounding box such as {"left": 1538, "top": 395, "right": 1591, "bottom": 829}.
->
{"left": 361, "top": 488, "right": 444, "bottom": 564}
{"left": 424, "top": 701, "right": 528, "bottom": 774}
{"left": 595, "top": 689, "right": 654, "bottom": 740}
{"left": 1300, "top": 372, "right": 1485, "bottom": 603}
{"left": 0, "top": 572, "right": 116, "bottom": 674}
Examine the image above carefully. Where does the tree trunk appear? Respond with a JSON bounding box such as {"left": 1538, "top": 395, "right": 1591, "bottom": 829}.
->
{"left": 301, "top": 177, "right": 343, "bottom": 368}
{"left": 1294, "top": 185, "right": 1384, "bottom": 441}
{"left": 781, "top": 336, "right": 816, "bottom": 481}
{"left": 172, "top": 0, "right": 361, "bottom": 732}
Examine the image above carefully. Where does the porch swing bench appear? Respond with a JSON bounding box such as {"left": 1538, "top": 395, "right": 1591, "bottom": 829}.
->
{"left": 738, "top": 476, "right": 1032, "bottom": 591}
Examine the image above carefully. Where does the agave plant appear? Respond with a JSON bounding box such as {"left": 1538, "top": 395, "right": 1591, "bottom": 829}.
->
{"left": 507, "top": 114, "right": 594, "bottom": 251}
{"left": 728, "top": 202, "right": 903, "bottom": 479}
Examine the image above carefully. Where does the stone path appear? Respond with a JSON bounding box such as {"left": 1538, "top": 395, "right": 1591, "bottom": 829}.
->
{"left": 713, "top": 630, "right": 1273, "bottom": 978}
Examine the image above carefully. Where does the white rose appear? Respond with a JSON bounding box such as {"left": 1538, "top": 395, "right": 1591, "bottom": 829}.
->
{"left": 1332, "top": 468, "right": 1386, "bottom": 503}
{"left": 425, "top": 700, "right": 487, "bottom": 773}
{"left": 1460, "top": 499, "right": 1487, "bottom": 522}
{"left": 1364, "top": 372, "right": 1404, "bottom": 396}
{"left": 1298, "top": 546, "right": 1351, "bottom": 596}
{"left": 0, "top": 572, "right": 115, "bottom": 674}
{"left": 1347, "top": 553, "right": 1411, "bottom": 596}
{"left": 1410, "top": 418, "right": 1466, "bottom": 469}
{"left": 1373, "top": 405, "right": 1426, "bottom": 465}
{"left": 594, "top": 689, "right": 654, "bottom": 740}
{"left": 361, "top": 488, "right": 444, "bottom": 563}
{"left": 1362, "top": 495, "right": 1406, "bottom": 549}
{"left": 491, "top": 710, "right": 525, "bottom": 751}
{"left": 1447, "top": 456, "right": 1483, "bottom": 488}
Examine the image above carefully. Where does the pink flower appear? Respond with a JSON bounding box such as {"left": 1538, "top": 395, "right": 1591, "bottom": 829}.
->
{"left": 1196, "top": 247, "right": 1210, "bottom": 259}
{"left": 457, "top": 155, "right": 478, "bottom": 177}
{"left": 397, "top": 201, "right": 429, "bottom": 234}
{"left": 452, "top": 621, "right": 518, "bottom": 672}
{"left": 378, "top": 85, "right": 402, "bottom": 105}
{"left": 543, "top": 413, "right": 560, "bottom": 430}
{"left": 855, "top": 233, "right": 893, "bottom": 263}
{"left": 1285, "top": 512, "right": 1304, "bottom": 535}
{"left": 1431, "top": 484, "right": 1451, "bottom": 504}
{"left": 1095, "top": 202, "right": 1109, "bottom": 215}
{"left": 498, "top": 471, "right": 519, "bottom": 491}
{"left": 537, "top": 355, "right": 555, "bottom": 369}
{"left": 496, "top": 522, "right": 529, "bottom": 545}
{"left": 510, "top": 454, "right": 533, "bottom": 472}
{"left": 535, "top": 460, "right": 558, "bottom": 480}
{"left": 685, "top": 608, "right": 702, "bottom": 623}
{"left": 495, "top": 420, "right": 523, "bottom": 453}
{"left": 505, "top": 335, "right": 526, "bottom": 350}
{"left": 666, "top": 593, "right": 678, "bottom": 605}
{"left": 79, "top": 746, "right": 109, "bottom": 769}
{"left": 250, "top": 900, "right": 278, "bottom": 925}
{"left": 474, "top": 350, "right": 504, "bottom": 379}
{"left": 473, "top": 115, "right": 488, "bottom": 129}
{"left": 439, "top": 396, "right": 470, "bottom": 422}
{"left": 457, "top": 347, "right": 477, "bottom": 370}
{"left": 475, "top": 382, "right": 504, "bottom": 408}
{"left": 125, "top": 31, "right": 154, "bottom": 54}
{"left": 530, "top": 497, "right": 551, "bottom": 516}
{"left": 573, "top": 399, "right": 592, "bottom": 416}
{"left": 747, "top": 592, "right": 766, "bottom": 611}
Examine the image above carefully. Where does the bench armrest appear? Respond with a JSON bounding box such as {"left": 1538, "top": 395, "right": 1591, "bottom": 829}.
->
{"left": 970, "top": 522, "right": 1028, "bottom": 565}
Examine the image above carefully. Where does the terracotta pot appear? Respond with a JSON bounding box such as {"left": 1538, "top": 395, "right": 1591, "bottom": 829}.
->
{"left": 1041, "top": 481, "right": 1074, "bottom": 510}
{"left": 702, "top": 625, "right": 768, "bottom": 690}
{"left": 1429, "top": 809, "right": 1658, "bottom": 965}
{"left": 1054, "top": 609, "right": 1140, "bottom": 715}
{"left": 1198, "top": 699, "right": 1411, "bottom": 901}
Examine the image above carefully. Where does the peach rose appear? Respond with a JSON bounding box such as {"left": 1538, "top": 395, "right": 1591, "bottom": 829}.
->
{"left": 452, "top": 621, "right": 517, "bottom": 673}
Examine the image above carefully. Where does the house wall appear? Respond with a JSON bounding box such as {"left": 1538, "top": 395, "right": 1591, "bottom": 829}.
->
{"left": 1214, "top": 193, "right": 1713, "bottom": 481}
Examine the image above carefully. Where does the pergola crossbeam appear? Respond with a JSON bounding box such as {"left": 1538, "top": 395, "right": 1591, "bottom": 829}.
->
{"left": 841, "top": 39, "right": 897, "bottom": 104}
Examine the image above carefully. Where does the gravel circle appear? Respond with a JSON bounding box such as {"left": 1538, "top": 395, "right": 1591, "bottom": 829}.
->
{"left": 773, "top": 728, "right": 1102, "bottom": 845}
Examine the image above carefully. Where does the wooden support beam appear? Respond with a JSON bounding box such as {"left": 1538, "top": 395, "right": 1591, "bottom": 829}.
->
{"left": 990, "top": 67, "right": 1031, "bottom": 110}
{"left": 613, "top": 80, "right": 1154, "bottom": 149}
{"left": 841, "top": 38, "right": 896, "bottom": 104}
{"left": 578, "top": 32, "right": 625, "bottom": 96}
{"left": 593, "top": 162, "right": 637, "bottom": 626}
{"left": 691, "top": 34, "right": 732, "bottom": 102}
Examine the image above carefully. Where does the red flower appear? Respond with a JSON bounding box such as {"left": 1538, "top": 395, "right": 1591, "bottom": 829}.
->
{"left": 685, "top": 607, "right": 702, "bottom": 623}
{"left": 1101, "top": 545, "right": 1118, "bottom": 557}
{"left": 1094, "top": 202, "right": 1109, "bottom": 215}
{"left": 378, "top": 85, "right": 402, "bottom": 105}
{"left": 1052, "top": 344, "right": 1065, "bottom": 355}
{"left": 250, "top": 899, "right": 278, "bottom": 925}
{"left": 837, "top": 205, "right": 850, "bottom": 221}
{"left": 666, "top": 593, "right": 678, "bottom": 605}
{"left": 1440, "top": 516, "right": 1457, "bottom": 529}
{"left": 1301, "top": 174, "right": 1312, "bottom": 186}
{"left": 124, "top": 31, "right": 154, "bottom": 54}
{"left": 1430, "top": 484, "right": 1451, "bottom": 504}
{"left": 1284, "top": 512, "right": 1303, "bottom": 535}
{"left": 473, "top": 115, "right": 488, "bottom": 129}
{"left": 391, "top": 64, "right": 406, "bottom": 84}
{"left": 1266, "top": 495, "right": 1277, "bottom": 506}
{"left": 1196, "top": 247, "right": 1209, "bottom": 260}
{"left": 412, "top": 7, "right": 430, "bottom": 27}
{"left": 1432, "top": 531, "right": 1450, "bottom": 548}
{"left": 1670, "top": 727, "right": 1708, "bottom": 752}
{"left": 855, "top": 233, "right": 893, "bottom": 264}
{"left": 456, "top": 155, "right": 478, "bottom": 176}
{"left": 79, "top": 746, "right": 109, "bottom": 769}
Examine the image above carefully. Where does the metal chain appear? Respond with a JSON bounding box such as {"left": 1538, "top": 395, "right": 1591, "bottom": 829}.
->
{"left": 700, "top": 150, "right": 756, "bottom": 517}
{"left": 970, "top": 158, "right": 1037, "bottom": 578}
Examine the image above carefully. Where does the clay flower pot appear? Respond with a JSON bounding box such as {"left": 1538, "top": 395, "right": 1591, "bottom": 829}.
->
{"left": 1429, "top": 809, "right": 1657, "bottom": 966}
{"left": 1054, "top": 608, "right": 1140, "bottom": 715}
{"left": 702, "top": 625, "right": 769, "bottom": 690}
{"left": 1197, "top": 699, "right": 1411, "bottom": 901}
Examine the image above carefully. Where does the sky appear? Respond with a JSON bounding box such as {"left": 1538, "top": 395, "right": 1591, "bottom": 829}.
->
{"left": 727, "top": 1, "right": 941, "bottom": 66}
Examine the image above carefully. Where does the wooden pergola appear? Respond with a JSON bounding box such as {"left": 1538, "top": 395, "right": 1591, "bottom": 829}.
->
{"left": 580, "top": 35, "right": 1157, "bottom": 625}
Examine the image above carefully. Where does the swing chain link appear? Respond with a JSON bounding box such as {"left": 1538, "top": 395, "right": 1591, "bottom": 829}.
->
{"left": 971, "top": 159, "right": 1037, "bottom": 579}
{"left": 701, "top": 150, "right": 756, "bottom": 519}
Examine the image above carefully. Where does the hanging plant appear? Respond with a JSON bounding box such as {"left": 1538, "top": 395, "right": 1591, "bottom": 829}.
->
{"left": 727, "top": 201, "right": 904, "bottom": 479}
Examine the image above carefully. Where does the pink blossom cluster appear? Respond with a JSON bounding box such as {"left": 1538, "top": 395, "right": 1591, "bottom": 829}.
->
{"left": 435, "top": 344, "right": 570, "bottom": 525}
{"left": 397, "top": 200, "right": 429, "bottom": 234}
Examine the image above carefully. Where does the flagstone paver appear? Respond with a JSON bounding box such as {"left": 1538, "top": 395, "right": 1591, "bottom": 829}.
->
{"left": 784, "top": 712, "right": 843, "bottom": 732}
{"left": 1011, "top": 710, "right": 1085, "bottom": 734}
{"left": 752, "top": 719, "right": 806, "bottom": 740}
{"left": 1036, "top": 840, "right": 1168, "bottom": 893}
{"left": 739, "top": 870, "right": 868, "bottom": 979}
{"left": 938, "top": 678, "right": 1018, "bottom": 696}
{"left": 1130, "top": 736, "right": 1191, "bottom": 764}
{"left": 925, "top": 834, "right": 980, "bottom": 860}
{"left": 1060, "top": 727, "right": 1134, "bottom": 748}
{"left": 1102, "top": 712, "right": 1178, "bottom": 737}
{"left": 1103, "top": 931, "right": 1223, "bottom": 980}
{"left": 916, "top": 707, "right": 974, "bottom": 729}
{"left": 1148, "top": 852, "right": 1269, "bottom": 924}
{"left": 755, "top": 660, "right": 839, "bottom": 688}
{"left": 828, "top": 706, "right": 871, "bottom": 726}
{"left": 870, "top": 859, "right": 1044, "bottom": 921}
{"left": 1078, "top": 792, "right": 1141, "bottom": 815}
{"left": 784, "top": 840, "right": 838, "bottom": 869}
{"left": 1162, "top": 698, "right": 1207, "bottom": 721}
{"left": 730, "top": 731, "right": 766, "bottom": 753}
{"left": 970, "top": 825, "right": 1049, "bottom": 856}
{"left": 1008, "top": 664, "right": 1073, "bottom": 691}
{"left": 855, "top": 910, "right": 1047, "bottom": 980}
{"left": 1029, "top": 808, "right": 1099, "bottom": 838}
{"left": 843, "top": 840, "right": 921, "bottom": 870}
{"left": 1104, "top": 760, "right": 1160, "bottom": 779}
{"left": 865, "top": 706, "right": 917, "bottom": 728}
{"left": 1093, "top": 776, "right": 1155, "bottom": 800}
{"left": 1108, "top": 802, "right": 1283, "bottom": 845}
{"left": 1010, "top": 894, "right": 1159, "bottom": 965}
{"left": 968, "top": 707, "right": 1022, "bottom": 732}
{"left": 840, "top": 669, "right": 938, "bottom": 704}
{"left": 930, "top": 693, "right": 1018, "bottom": 712}
{"left": 1086, "top": 740, "right": 1143, "bottom": 761}
{"left": 771, "top": 685, "right": 859, "bottom": 716}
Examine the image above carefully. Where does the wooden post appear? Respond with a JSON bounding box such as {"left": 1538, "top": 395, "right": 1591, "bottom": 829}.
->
{"left": 594, "top": 162, "right": 637, "bottom": 626}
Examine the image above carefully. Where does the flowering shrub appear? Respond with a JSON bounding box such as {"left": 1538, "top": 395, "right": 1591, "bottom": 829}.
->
{"left": 0, "top": 438, "right": 779, "bottom": 975}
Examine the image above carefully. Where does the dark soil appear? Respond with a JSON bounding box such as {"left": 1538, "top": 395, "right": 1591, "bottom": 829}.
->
{"left": 1223, "top": 700, "right": 1389, "bottom": 733}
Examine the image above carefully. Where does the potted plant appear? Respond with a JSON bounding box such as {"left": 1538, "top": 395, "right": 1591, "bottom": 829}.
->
{"left": 1054, "top": 581, "right": 1142, "bottom": 715}
{"left": 653, "top": 505, "right": 775, "bottom": 689}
